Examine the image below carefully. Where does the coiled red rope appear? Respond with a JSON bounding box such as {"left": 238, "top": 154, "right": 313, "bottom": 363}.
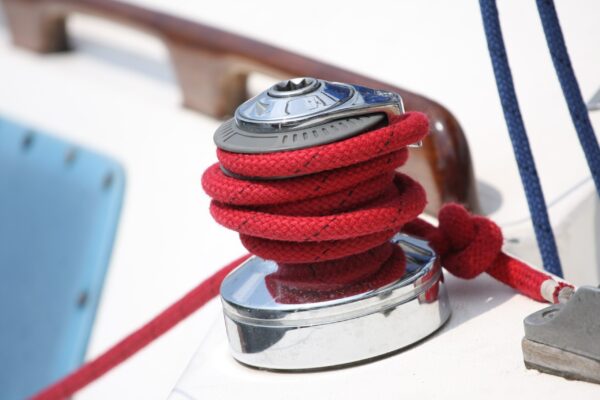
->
{"left": 202, "top": 112, "right": 570, "bottom": 303}
{"left": 31, "top": 112, "right": 572, "bottom": 400}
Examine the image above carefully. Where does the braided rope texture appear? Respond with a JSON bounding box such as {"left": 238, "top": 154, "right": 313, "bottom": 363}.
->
{"left": 31, "top": 254, "right": 251, "bottom": 400}
{"left": 479, "top": 0, "right": 564, "bottom": 277}
{"left": 203, "top": 113, "right": 428, "bottom": 301}
{"left": 403, "top": 204, "right": 550, "bottom": 302}
{"left": 203, "top": 112, "right": 557, "bottom": 303}
{"left": 30, "top": 111, "right": 571, "bottom": 400}
{"left": 536, "top": 0, "right": 600, "bottom": 195}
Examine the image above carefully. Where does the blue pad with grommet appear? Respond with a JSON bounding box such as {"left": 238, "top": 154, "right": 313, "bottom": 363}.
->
{"left": 0, "top": 117, "right": 124, "bottom": 400}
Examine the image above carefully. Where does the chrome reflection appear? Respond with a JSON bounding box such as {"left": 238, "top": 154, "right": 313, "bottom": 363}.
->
{"left": 220, "top": 233, "right": 451, "bottom": 370}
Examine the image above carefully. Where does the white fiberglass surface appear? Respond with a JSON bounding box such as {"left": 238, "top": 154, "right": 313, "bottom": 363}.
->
{"left": 0, "top": 1, "right": 599, "bottom": 398}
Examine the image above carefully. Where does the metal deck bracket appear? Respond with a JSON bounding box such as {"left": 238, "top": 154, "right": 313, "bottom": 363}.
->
{"left": 523, "top": 286, "right": 600, "bottom": 384}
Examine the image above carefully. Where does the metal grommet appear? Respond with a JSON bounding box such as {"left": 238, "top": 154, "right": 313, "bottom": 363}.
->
{"left": 220, "top": 234, "right": 451, "bottom": 370}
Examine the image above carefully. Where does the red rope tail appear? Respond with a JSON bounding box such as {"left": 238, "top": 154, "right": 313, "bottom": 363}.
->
{"left": 402, "top": 204, "right": 572, "bottom": 303}
{"left": 487, "top": 254, "right": 548, "bottom": 302}
{"left": 31, "top": 110, "right": 575, "bottom": 400}
{"left": 30, "top": 253, "right": 251, "bottom": 400}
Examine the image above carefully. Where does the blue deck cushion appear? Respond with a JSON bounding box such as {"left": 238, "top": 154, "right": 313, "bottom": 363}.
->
{"left": 0, "top": 118, "right": 124, "bottom": 400}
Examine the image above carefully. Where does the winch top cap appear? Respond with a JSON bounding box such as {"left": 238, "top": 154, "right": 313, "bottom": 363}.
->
{"left": 214, "top": 77, "right": 405, "bottom": 154}
{"left": 266, "top": 77, "right": 321, "bottom": 98}
{"left": 235, "top": 77, "right": 353, "bottom": 126}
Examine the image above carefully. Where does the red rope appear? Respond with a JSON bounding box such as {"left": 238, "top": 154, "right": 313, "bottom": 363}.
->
{"left": 30, "top": 254, "right": 251, "bottom": 400}
{"left": 203, "top": 112, "right": 569, "bottom": 303}
{"left": 31, "top": 111, "right": 571, "bottom": 399}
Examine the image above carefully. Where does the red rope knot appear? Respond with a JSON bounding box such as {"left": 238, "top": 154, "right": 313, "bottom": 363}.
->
{"left": 435, "top": 203, "right": 503, "bottom": 279}
{"left": 204, "top": 111, "right": 568, "bottom": 305}
{"left": 404, "top": 203, "right": 571, "bottom": 303}
{"left": 30, "top": 110, "right": 578, "bottom": 400}
{"left": 404, "top": 203, "right": 502, "bottom": 279}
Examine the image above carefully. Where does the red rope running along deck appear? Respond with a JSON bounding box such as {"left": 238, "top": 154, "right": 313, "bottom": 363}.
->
{"left": 31, "top": 112, "right": 572, "bottom": 400}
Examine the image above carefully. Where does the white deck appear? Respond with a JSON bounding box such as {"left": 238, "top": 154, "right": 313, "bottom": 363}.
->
{"left": 169, "top": 274, "right": 599, "bottom": 400}
{"left": 0, "top": 0, "right": 599, "bottom": 398}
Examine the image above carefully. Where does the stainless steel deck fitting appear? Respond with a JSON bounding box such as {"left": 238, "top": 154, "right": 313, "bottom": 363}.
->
{"left": 215, "top": 78, "right": 449, "bottom": 370}
{"left": 220, "top": 234, "right": 450, "bottom": 370}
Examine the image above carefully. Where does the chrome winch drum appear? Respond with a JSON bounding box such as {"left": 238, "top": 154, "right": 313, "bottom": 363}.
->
{"left": 217, "top": 78, "right": 450, "bottom": 370}
{"left": 220, "top": 234, "right": 451, "bottom": 370}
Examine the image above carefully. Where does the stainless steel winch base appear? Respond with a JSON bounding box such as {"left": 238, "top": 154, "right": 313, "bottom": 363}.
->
{"left": 224, "top": 284, "right": 450, "bottom": 370}
{"left": 220, "top": 234, "right": 452, "bottom": 370}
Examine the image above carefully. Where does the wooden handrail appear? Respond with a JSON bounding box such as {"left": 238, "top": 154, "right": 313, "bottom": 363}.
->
{"left": 1, "top": 0, "right": 479, "bottom": 213}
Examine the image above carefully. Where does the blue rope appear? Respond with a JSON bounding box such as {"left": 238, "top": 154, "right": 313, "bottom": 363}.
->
{"left": 479, "top": 0, "right": 564, "bottom": 277}
{"left": 536, "top": 0, "right": 600, "bottom": 196}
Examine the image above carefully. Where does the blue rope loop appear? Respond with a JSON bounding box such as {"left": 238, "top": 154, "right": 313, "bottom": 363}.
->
{"left": 536, "top": 0, "right": 600, "bottom": 196}
{"left": 479, "top": 0, "right": 564, "bottom": 277}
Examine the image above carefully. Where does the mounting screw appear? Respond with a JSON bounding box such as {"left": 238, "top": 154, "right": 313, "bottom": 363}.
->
{"left": 22, "top": 131, "right": 35, "bottom": 150}
{"left": 64, "top": 148, "right": 77, "bottom": 165}
{"left": 77, "top": 291, "right": 88, "bottom": 308}
{"left": 542, "top": 308, "right": 559, "bottom": 320}
{"left": 102, "top": 171, "right": 114, "bottom": 190}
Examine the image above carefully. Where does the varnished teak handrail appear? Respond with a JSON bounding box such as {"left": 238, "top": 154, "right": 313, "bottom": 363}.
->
{"left": 1, "top": 0, "right": 479, "bottom": 213}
